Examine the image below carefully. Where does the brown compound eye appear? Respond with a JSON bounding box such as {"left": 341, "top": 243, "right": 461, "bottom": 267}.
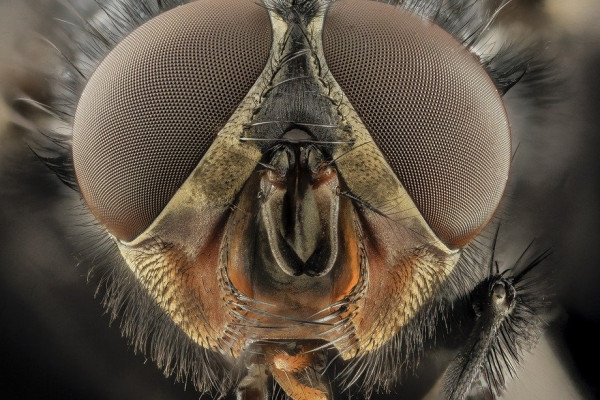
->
{"left": 323, "top": 0, "right": 511, "bottom": 248}
{"left": 72, "top": 0, "right": 271, "bottom": 241}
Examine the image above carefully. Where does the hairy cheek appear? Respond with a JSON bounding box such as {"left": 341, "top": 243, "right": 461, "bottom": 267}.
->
{"left": 345, "top": 208, "right": 459, "bottom": 353}
{"left": 119, "top": 234, "right": 232, "bottom": 352}
{"left": 350, "top": 250, "right": 453, "bottom": 354}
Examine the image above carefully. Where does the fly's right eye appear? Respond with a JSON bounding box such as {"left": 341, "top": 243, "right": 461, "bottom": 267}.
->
{"left": 72, "top": 0, "right": 271, "bottom": 241}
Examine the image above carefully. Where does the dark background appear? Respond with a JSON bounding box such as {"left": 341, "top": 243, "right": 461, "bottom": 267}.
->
{"left": 1, "top": 0, "right": 599, "bottom": 399}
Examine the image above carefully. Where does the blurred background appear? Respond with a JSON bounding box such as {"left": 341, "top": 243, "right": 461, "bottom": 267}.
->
{"left": 0, "top": 0, "right": 598, "bottom": 399}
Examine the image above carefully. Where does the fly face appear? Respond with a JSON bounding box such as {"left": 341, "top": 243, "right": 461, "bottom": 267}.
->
{"left": 45, "top": 0, "right": 545, "bottom": 398}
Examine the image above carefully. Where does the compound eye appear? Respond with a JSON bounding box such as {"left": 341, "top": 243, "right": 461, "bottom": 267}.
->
{"left": 72, "top": 0, "right": 271, "bottom": 241}
{"left": 323, "top": 0, "right": 511, "bottom": 247}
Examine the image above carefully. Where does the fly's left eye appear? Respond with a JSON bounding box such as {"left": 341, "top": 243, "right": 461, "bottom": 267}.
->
{"left": 323, "top": 0, "right": 511, "bottom": 247}
{"left": 72, "top": 0, "right": 271, "bottom": 241}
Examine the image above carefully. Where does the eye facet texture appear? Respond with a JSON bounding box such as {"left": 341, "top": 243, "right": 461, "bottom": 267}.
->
{"left": 72, "top": 0, "right": 271, "bottom": 241}
{"left": 323, "top": 0, "right": 511, "bottom": 247}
